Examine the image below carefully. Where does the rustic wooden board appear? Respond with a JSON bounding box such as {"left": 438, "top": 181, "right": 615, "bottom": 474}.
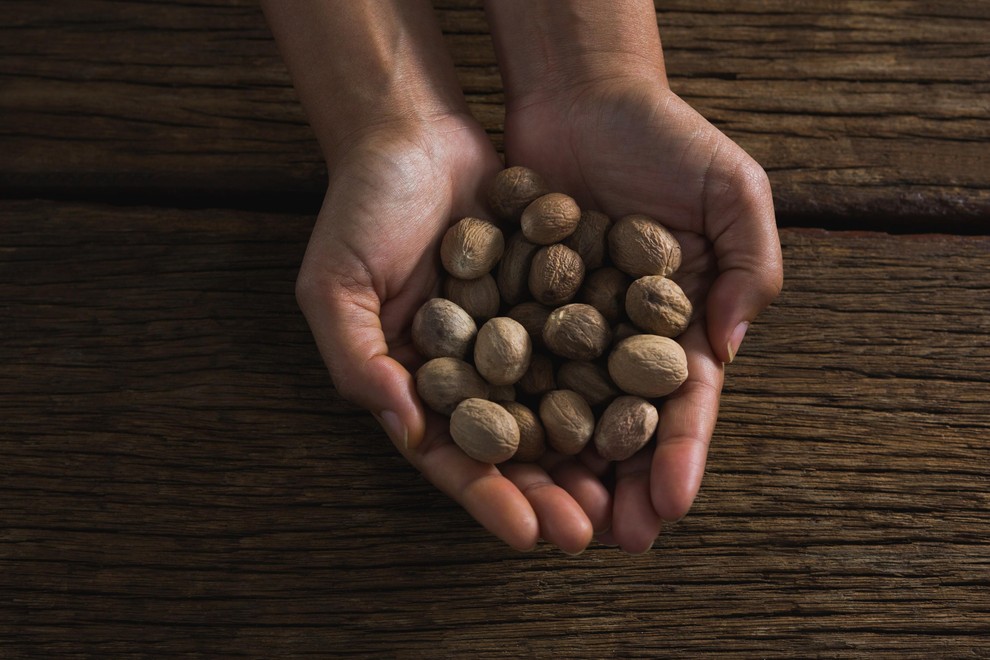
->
{"left": 2, "top": 201, "right": 988, "bottom": 657}
{"left": 2, "top": 1, "right": 988, "bottom": 225}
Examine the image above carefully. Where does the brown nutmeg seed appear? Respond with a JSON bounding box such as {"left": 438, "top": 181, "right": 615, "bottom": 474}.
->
{"left": 444, "top": 273, "right": 500, "bottom": 322}
{"left": 516, "top": 352, "right": 556, "bottom": 397}
{"left": 441, "top": 217, "right": 505, "bottom": 279}
{"left": 496, "top": 231, "right": 541, "bottom": 306}
{"left": 529, "top": 243, "right": 585, "bottom": 306}
{"left": 520, "top": 193, "right": 581, "bottom": 245}
{"left": 556, "top": 360, "right": 621, "bottom": 408}
{"left": 594, "top": 396, "right": 659, "bottom": 461}
{"left": 450, "top": 398, "right": 520, "bottom": 464}
{"left": 564, "top": 209, "right": 612, "bottom": 270}
{"left": 608, "top": 334, "right": 688, "bottom": 398}
{"left": 501, "top": 401, "right": 546, "bottom": 462}
{"left": 539, "top": 389, "right": 595, "bottom": 455}
{"left": 608, "top": 214, "right": 682, "bottom": 278}
{"left": 625, "top": 276, "right": 692, "bottom": 337}
{"left": 488, "top": 166, "right": 551, "bottom": 222}
{"left": 506, "top": 301, "right": 553, "bottom": 350}
{"left": 411, "top": 298, "right": 477, "bottom": 360}
{"left": 542, "top": 303, "right": 612, "bottom": 361}
{"left": 416, "top": 357, "right": 490, "bottom": 415}
{"left": 579, "top": 267, "right": 631, "bottom": 325}
{"left": 474, "top": 317, "right": 532, "bottom": 386}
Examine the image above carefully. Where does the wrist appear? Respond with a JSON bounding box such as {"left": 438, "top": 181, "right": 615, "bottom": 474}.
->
{"left": 484, "top": 0, "right": 667, "bottom": 109}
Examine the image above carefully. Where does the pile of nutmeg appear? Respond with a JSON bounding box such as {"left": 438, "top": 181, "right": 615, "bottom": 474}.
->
{"left": 413, "top": 167, "right": 690, "bottom": 464}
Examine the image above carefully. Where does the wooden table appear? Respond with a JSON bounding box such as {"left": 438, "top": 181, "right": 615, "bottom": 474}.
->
{"left": 3, "top": 2, "right": 988, "bottom": 657}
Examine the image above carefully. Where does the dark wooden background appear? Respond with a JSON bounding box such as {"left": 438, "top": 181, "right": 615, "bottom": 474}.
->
{"left": 2, "top": 1, "right": 988, "bottom": 657}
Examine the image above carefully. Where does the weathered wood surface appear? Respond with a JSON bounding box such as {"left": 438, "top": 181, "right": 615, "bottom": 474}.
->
{"left": 2, "top": 201, "right": 988, "bottom": 657}
{"left": 2, "top": 1, "right": 988, "bottom": 225}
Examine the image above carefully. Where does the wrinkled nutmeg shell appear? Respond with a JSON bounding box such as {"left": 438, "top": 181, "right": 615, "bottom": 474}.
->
{"left": 556, "top": 360, "right": 621, "bottom": 409}
{"left": 625, "top": 276, "right": 692, "bottom": 337}
{"left": 607, "top": 334, "right": 688, "bottom": 398}
{"left": 506, "top": 301, "right": 553, "bottom": 350}
{"left": 594, "top": 396, "right": 659, "bottom": 461}
{"left": 444, "top": 273, "right": 501, "bottom": 322}
{"left": 564, "top": 209, "right": 612, "bottom": 270}
{"left": 474, "top": 317, "right": 532, "bottom": 386}
{"left": 520, "top": 193, "right": 581, "bottom": 245}
{"left": 516, "top": 352, "right": 557, "bottom": 397}
{"left": 450, "top": 398, "right": 520, "bottom": 464}
{"left": 496, "top": 231, "right": 541, "bottom": 306}
{"left": 488, "top": 166, "right": 551, "bottom": 222}
{"left": 441, "top": 217, "right": 505, "bottom": 279}
{"left": 529, "top": 243, "right": 585, "bottom": 306}
{"left": 608, "top": 214, "right": 682, "bottom": 278}
{"left": 542, "top": 303, "right": 612, "bottom": 361}
{"left": 539, "top": 389, "right": 595, "bottom": 455}
{"left": 411, "top": 298, "right": 477, "bottom": 360}
{"left": 579, "top": 267, "right": 631, "bottom": 325}
{"left": 501, "top": 401, "right": 546, "bottom": 462}
{"left": 416, "top": 357, "right": 490, "bottom": 415}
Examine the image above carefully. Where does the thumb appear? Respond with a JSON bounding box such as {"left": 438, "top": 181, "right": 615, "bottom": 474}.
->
{"left": 704, "top": 156, "right": 783, "bottom": 364}
{"left": 296, "top": 258, "right": 427, "bottom": 452}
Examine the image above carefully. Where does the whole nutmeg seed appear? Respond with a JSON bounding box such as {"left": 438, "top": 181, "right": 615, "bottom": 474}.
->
{"left": 516, "top": 352, "right": 556, "bottom": 397}
{"left": 441, "top": 217, "right": 505, "bottom": 279}
{"left": 612, "top": 321, "right": 640, "bottom": 344}
{"left": 444, "top": 273, "right": 500, "bottom": 322}
{"left": 450, "top": 398, "right": 520, "bottom": 464}
{"left": 579, "top": 267, "right": 631, "bottom": 325}
{"left": 411, "top": 298, "right": 477, "bottom": 360}
{"left": 488, "top": 383, "right": 516, "bottom": 402}
{"left": 608, "top": 334, "right": 688, "bottom": 398}
{"left": 496, "top": 231, "right": 541, "bottom": 306}
{"left": 556, "top": 360, "right": 620, "bottom": 408}
{"left": 529, "top": 243, "right": 585, "bottom": 306}
{"left": 564, "top": 209, "right": 612, "bottom": 270}
{"left": 416, "top": 357, "right": 490, "bottom": 415}
{"left": 474, "top": 317, "right": 532, "bottom": 386}
{"left": 501, "top": 401, "right": 546, "bottom": 462}
{"left": 488, "top": 166, "right": 551, "bottom": 222}
{"left": 594, "top": 396, "right": 659, "bottom": 461}
{"left": 543, "top": 303, "right": 612, "bottom": 360}
{"left": 608, "top": 214, "right": 682, "bottom": 278}
{"left": 625, "top": 276, "right": 692, "bottom": 337}
{"left": 506, "top": 301, "right": 553, "bottom": 350}
{"left": 520, "top": 193, "right": 581, "bottom": 245}
{"left": 539, "top": 389, "right": 595, "bottom": 455}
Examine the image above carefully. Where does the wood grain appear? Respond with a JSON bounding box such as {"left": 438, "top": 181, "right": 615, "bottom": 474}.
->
{"left": 2, "top": 1, "right": 988, "bottom": 226}
{"left": 2, "top": 201, "right": 987, "bottom": 657}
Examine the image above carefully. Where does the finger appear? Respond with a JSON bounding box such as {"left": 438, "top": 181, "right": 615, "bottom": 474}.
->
{"left": 409, "top": 419, "right": 540, "bottom": 551}
{"left": 651, "top": 322, "right": 724, "bottom": 522}
{"left": 501, "top": 462, "right": 594, "bottom": 555}
{"left": 703, "top": 148, "right": 783, "bottom": 363}
{"left": 541, "top": 457, "right": 613, "bottom": 535}
{"left": 296, "top": 245, "right": 427, "bottom": 451}
{"left": 611, "top": 447, "right": 662, "bottom": 554}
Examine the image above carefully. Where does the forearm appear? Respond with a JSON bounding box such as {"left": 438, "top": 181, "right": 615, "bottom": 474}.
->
{"left": 484, "top": 0, "right": 667, "bottom": 107}
{"left": 262, "top": 0, "right": 467, "bottom": 164}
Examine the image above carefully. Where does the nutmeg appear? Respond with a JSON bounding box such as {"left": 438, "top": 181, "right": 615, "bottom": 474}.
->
{"left": 520, "top": 193, "right": 581, "bottom": 245}
{"left": 607, "top": 334, "right": 688, "bottom": 398}
{"left": 441, "top": 217, "right": 505, "bottom": 279}
{"left": 474, "top": 317, "right": 532, "bottom": 386}
{"left": 516, "top": 352, "right": 556, "bottom": 397}
{"left": 444, "top": 273, "right": 501, "bottom": 322}
{"left": 488, "top": 166, "right": 551, "bottom": 222}
{"left": 579, "top": 266, "right": 630, "bottom": 325}
{"left": 556, "top": 360, "right": 621, "bottom": 408}
{"left": 529, "top": 243, "right": 585, "bottom": 306}
{"left": 501, "top": 401, "right": 546, "bottom": 462}
{"left": 564, "top": 209, "right": 612, "bottom": 269}
{"left": 625, "top": 275, "right": 692, "bottom": 337}
{"left": 593, "top": 396, "right": 659, "bottom": 461}
{"left": 450, "top": 398, "right": 520, "bottom": 463}
{"left": 608, "top": 214, "right": 682, "bottom": 278}
{"left": 542, "top": 303, "right": 611, "bottom": 361}
{"left": 496, "top": 231, "right": 541, "bottom": 306}
{"left": 411, "top": 298, "right": 477, "bottom": 360}
{"left": 539, "top": 389, "right": 595, "bottom": 455}
{"left": 416, "top": 357, "right": 490, "bottom": 415}
{"left": 506, "top": 301, "right": 553, "bottom": 350}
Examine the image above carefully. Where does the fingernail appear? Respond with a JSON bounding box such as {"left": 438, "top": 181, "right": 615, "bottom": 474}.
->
{"left": 727, "top": 321, "right": 749, "bottom": 364}
{"left": 376, "top": 410, "right": 407, "bottom": 450}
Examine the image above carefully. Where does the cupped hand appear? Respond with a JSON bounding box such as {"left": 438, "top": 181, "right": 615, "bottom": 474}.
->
{"left": 503, "top": 77, "right": 784, "bottom": 552}
{"left": 295, "top": 114, "right": 604, "bottom": 553}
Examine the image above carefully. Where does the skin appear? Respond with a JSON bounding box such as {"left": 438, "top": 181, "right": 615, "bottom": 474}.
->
{"left": 262, "top": 0, "right": 783, "bottom": 555}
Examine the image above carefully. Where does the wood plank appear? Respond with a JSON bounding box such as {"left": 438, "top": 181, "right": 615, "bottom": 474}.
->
{"left": 1, "top": 1, "right": 988, "bottom": 225}
{"left": 2, "top": 200, "right": 988, "bottom": 657}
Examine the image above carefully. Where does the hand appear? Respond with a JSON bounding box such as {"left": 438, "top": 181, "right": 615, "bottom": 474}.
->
{"left": 502, "top": 76, "right": 784, "bottom": 552}
{"left": 295, "top": 115, "right": 607, "bottom": 553}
